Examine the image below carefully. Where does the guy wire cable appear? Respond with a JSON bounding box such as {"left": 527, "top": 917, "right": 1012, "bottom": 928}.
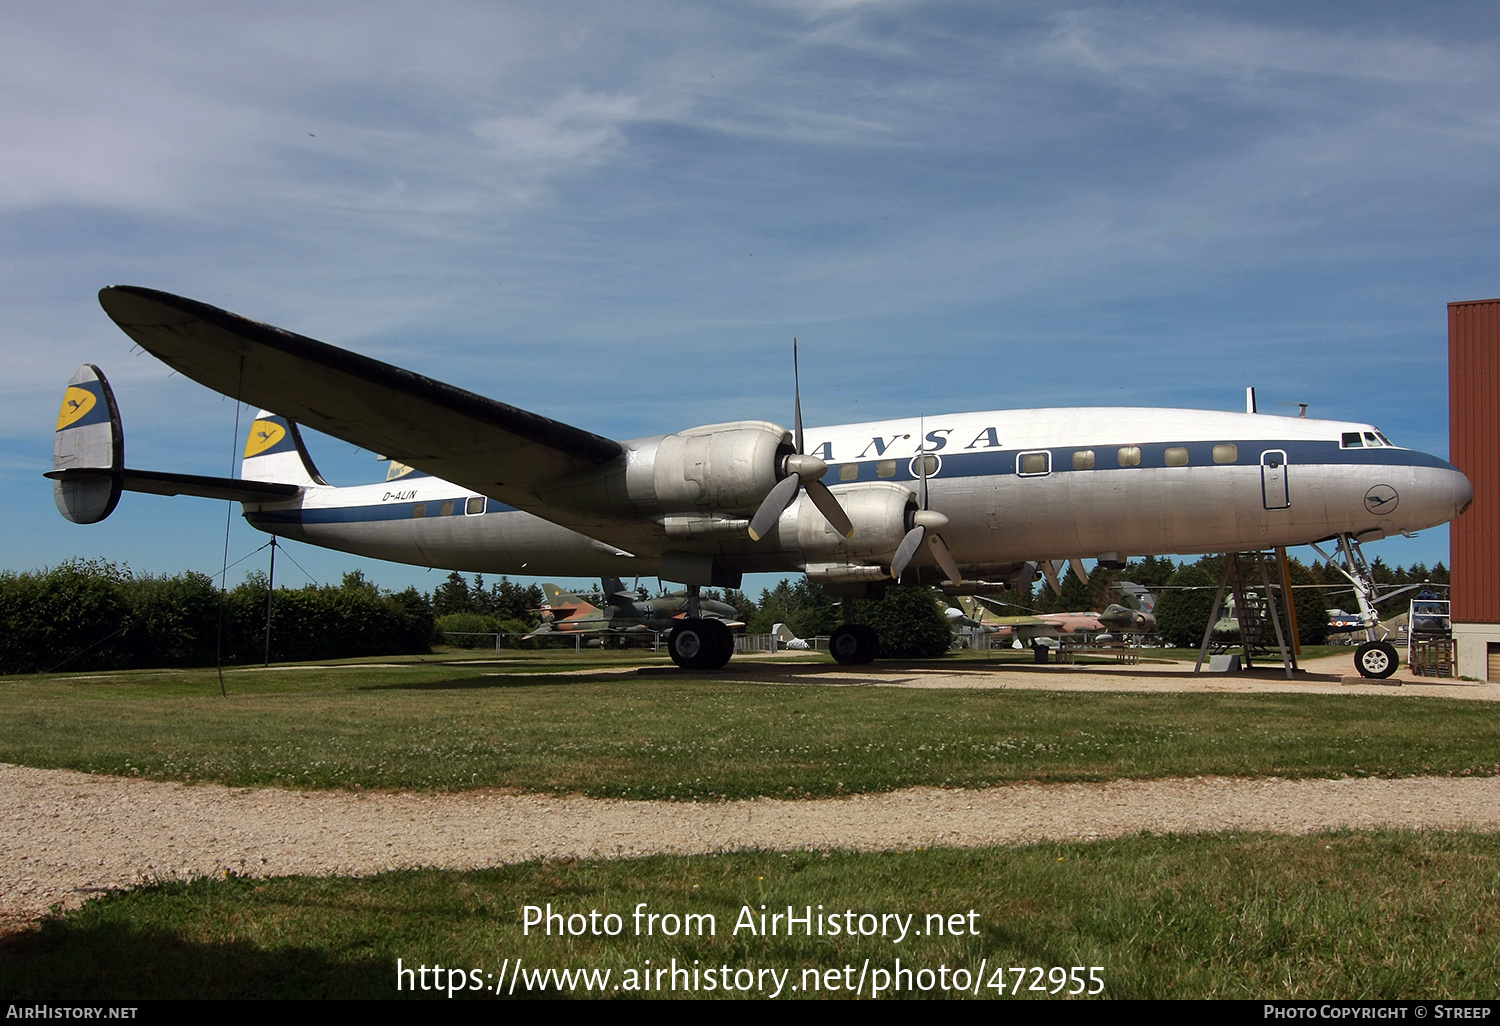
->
{"left": 213, "top": 356, "right": 246, "bottom": 698}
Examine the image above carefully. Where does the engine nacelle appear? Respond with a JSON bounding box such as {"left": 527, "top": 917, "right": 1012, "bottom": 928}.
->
{"left": 625, "top": 420, "right": 792, "bottom": 514}
{"left": 790, "top": 481, "right": 913, "bottom": 564}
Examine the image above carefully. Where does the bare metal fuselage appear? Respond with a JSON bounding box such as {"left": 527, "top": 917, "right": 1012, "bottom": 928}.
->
{"left": 242, "top": 407, "right": 1472, "bottom": 580}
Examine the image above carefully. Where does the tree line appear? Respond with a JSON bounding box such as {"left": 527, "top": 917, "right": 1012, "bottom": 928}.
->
{"left": 1, "top": 552, "right": 1446, "bottom": 673}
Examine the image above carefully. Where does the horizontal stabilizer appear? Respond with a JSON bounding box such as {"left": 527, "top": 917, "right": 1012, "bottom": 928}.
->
{"left": 47, "top": 468, "right": 301, "bottom": 504}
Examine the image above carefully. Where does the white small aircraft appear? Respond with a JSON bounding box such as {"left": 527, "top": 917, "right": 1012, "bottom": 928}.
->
{"left": 50, "top": 287, "right": 1473, "bottom": 676}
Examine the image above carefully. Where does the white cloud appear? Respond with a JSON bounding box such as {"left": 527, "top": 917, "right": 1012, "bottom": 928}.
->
{"left": 472, "top": 90, "right": 645, "bottom": 171}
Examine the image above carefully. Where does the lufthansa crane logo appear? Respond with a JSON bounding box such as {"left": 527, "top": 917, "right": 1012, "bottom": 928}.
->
{"left": 244, "top": 419, "right": 287, "bottom": 458}
{"left": 56, "top": 386, "right": 97, "bottom": 430}
{"left": 1364, "top": 484, "right": 1399, "bottom": 515}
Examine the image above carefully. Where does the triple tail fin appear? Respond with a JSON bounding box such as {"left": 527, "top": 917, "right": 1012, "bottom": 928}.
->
{"left": 51, "top": 364, "right": 124, "bottom": 524}
{"left": 241, "top": 410, "right": 328, "bottom": 487}
{"left": 48, "top": 369, "right": 308, "bottom": 524}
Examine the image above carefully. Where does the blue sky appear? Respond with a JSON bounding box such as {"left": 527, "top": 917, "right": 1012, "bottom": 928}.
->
{"left": 3, "top": 1, "right": 1494, "bottom": 599}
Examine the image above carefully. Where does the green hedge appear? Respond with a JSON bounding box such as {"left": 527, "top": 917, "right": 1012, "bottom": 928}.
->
{"left": 0, "top": 560, "right": 434, "bottom": 674}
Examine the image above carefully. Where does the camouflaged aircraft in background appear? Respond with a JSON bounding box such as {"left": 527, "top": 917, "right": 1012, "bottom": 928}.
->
{"left": 527, "top": 577, "right": 741, "bottom": 643}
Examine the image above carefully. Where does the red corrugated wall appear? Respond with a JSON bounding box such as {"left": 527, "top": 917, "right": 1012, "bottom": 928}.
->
{"left": 1450, "top": 298, "right": 1500, "bottom": 622}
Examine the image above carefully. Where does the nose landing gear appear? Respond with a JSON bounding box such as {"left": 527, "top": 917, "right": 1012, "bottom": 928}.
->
{"left": 1354, "top": 639, "right": 1399, "bottom": 680}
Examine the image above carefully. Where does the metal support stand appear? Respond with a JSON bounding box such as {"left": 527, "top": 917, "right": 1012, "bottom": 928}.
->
{"left": 1194, "top": 551, "right": 1296, "bottom": 678}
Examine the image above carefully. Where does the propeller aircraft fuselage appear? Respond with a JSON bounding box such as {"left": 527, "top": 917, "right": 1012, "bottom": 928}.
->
{"left": 50, "top": 286, "right": 1473, "bottom": 674}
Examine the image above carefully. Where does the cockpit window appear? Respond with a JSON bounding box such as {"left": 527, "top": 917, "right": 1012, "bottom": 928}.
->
{"left": 1376, "top": 430, "right": 1395, "bottom": 447}
{"left": 1364, "top": 431, "right": 1381, "bottom": 446}
{"left": 1341, "top": 432, "right": 1362, "bottom": 448}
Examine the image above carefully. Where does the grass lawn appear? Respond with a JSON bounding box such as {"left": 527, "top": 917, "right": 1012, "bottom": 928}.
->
{"left": 3, "top": 831, "right": 1496, "bottom": 999}
{"left": 2, "top": 654, "right": 1497, "bottom": 797}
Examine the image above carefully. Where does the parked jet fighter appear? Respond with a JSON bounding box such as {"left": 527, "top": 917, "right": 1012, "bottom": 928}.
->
{"left": 529, "top": 578, "right": 741, "bottom": 641}
{"left": 49, "top": 286, "right": 1473, "bottom": 676}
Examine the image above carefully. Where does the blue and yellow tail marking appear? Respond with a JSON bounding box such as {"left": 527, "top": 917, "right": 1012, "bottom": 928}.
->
{"left": 244, "top": 417, "right": 296, "bottom": 459}
{"left": 56, "top": 380, "right": 111, "bottom": 431}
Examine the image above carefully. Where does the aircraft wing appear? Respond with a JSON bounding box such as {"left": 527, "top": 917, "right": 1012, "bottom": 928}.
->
{"left": 97, "top": 286, "right": 626, "bottom": 526}
{"left": 984, "top": 614, "right": 1052, "bottom": 627}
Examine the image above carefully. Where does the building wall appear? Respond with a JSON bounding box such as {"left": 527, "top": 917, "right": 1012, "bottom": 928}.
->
{"left": 1448, "top": 298, "right": 1500, "bottom": 680}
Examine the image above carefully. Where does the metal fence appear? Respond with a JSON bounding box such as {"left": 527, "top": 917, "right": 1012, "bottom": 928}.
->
{"left": 441, "top": 631, "right": 827, "bottom": 654}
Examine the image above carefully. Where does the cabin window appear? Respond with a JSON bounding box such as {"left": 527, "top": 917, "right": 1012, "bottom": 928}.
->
{"left": 465, "top": 496, "right": 486, "bottom": 515}
{"left": 1117, "top": 446, "right": 1142, "bottom": 467}
{"left": 1213, "top": 443, "right": 1238, "bottom": 464}
{"left": 876, "top": 460, "right": 897, "bottom": 478}
{"left": 412, "top": 503, "right": 427, "bottom": 518}
{"left": 1018, "top": 451, "right": 1051, "bottom": 476}
{"left": 1164, "top": 446, "right": 1189, "bottom": 467}
{"left": 910, "top": 454, "right": 940, "bottom": 478}
{"left": 1073, "top": 449, "right": 1096, "bottom": 470}
{"left": 1341, "top": 432, "right": 1362, "bottom": 448}
{"left": 440, "top": 500, "right": 454, "bottom": 517}
{"left": 839, "top": 463, "right": 859, "bottom": 481}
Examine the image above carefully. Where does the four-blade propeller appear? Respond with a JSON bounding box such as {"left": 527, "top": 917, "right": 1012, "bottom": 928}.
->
{"left": 889, "top": 424, "right": 963, "bottom": 585}
{"left": 746, "top": 344, "right": 963, "bottom": 587}
{"left": 746, "top": 340, "right": 854, "bottom": 542}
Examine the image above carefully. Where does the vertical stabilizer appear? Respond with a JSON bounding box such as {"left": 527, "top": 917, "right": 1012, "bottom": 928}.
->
{"left": 52, "top": 365, "right": 123, "bottom": 524}
{"left": 241, "top": 410, "right": 327, "bottom": 487}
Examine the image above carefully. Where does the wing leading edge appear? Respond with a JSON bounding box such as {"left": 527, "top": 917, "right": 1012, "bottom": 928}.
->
{"left": 97, "top": 286, "right": 627, "bottom": 529}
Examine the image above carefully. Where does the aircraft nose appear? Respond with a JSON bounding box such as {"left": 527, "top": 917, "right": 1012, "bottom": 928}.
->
{"left": 1451, "top": 464, "right": 1475, "bottom": 517}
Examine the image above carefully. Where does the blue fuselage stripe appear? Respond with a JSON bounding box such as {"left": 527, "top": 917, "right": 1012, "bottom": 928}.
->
{"left": 250, "top": 498, "right": 518, "bottom": 526}
{"left": 243, "top": 437, "right": 1452, "bottom": 527}
{"left": 822, "top": 438, "right": 1452, "bottom": 485}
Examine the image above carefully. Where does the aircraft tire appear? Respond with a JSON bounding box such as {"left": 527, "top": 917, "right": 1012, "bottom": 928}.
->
{"left": 668, "top": 620, "right": 708, "bottom": 669}
{"left": 669, "top": 619, "right": 733, "bottom": 670}
{"left": 1354, "top": 640, "right": 1399, "bottom": 680}
{"left": 830, "top": 624, "right": 878, "bottom": 665}
{"left": 701, "top": 618, "right": 734, "bottom": 670}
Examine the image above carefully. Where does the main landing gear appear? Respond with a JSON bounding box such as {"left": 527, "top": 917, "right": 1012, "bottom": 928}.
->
{"left": 829, "top": 624, "right": 879, "bottom": 665}
{"left": 667, "top": 617, "right": 733, "bottom": 671}
{"left": 665, "top": 585, "right": 735, "bottom": 670}
{"left": 828, "top": 596, "right": 879, "bottom": 665}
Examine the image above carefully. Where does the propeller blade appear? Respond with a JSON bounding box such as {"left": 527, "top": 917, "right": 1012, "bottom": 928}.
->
{"left": 805, "top": 479, "right": 854, "bottom": 538}
{"left": 746, "top": 473, "right": 800, "bottom": 541}
{"left": 917, "top": 417, "right": 928, "bottom": 509}
{"left": 928, "top": 532, "right": 964, "bottom": 586}
{"left": 792, "top": 337, "right": 804, "bottom": 455}
{"left": 1043, "top": 560, "right": 1064, "bottom": 596}
{"left": 890, "top": 525, "right": 925, "bottom": 580}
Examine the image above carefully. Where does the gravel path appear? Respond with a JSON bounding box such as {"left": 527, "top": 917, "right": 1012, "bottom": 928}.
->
{"left": 5, "top": 764, "right": 1499, "bottom": 933}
